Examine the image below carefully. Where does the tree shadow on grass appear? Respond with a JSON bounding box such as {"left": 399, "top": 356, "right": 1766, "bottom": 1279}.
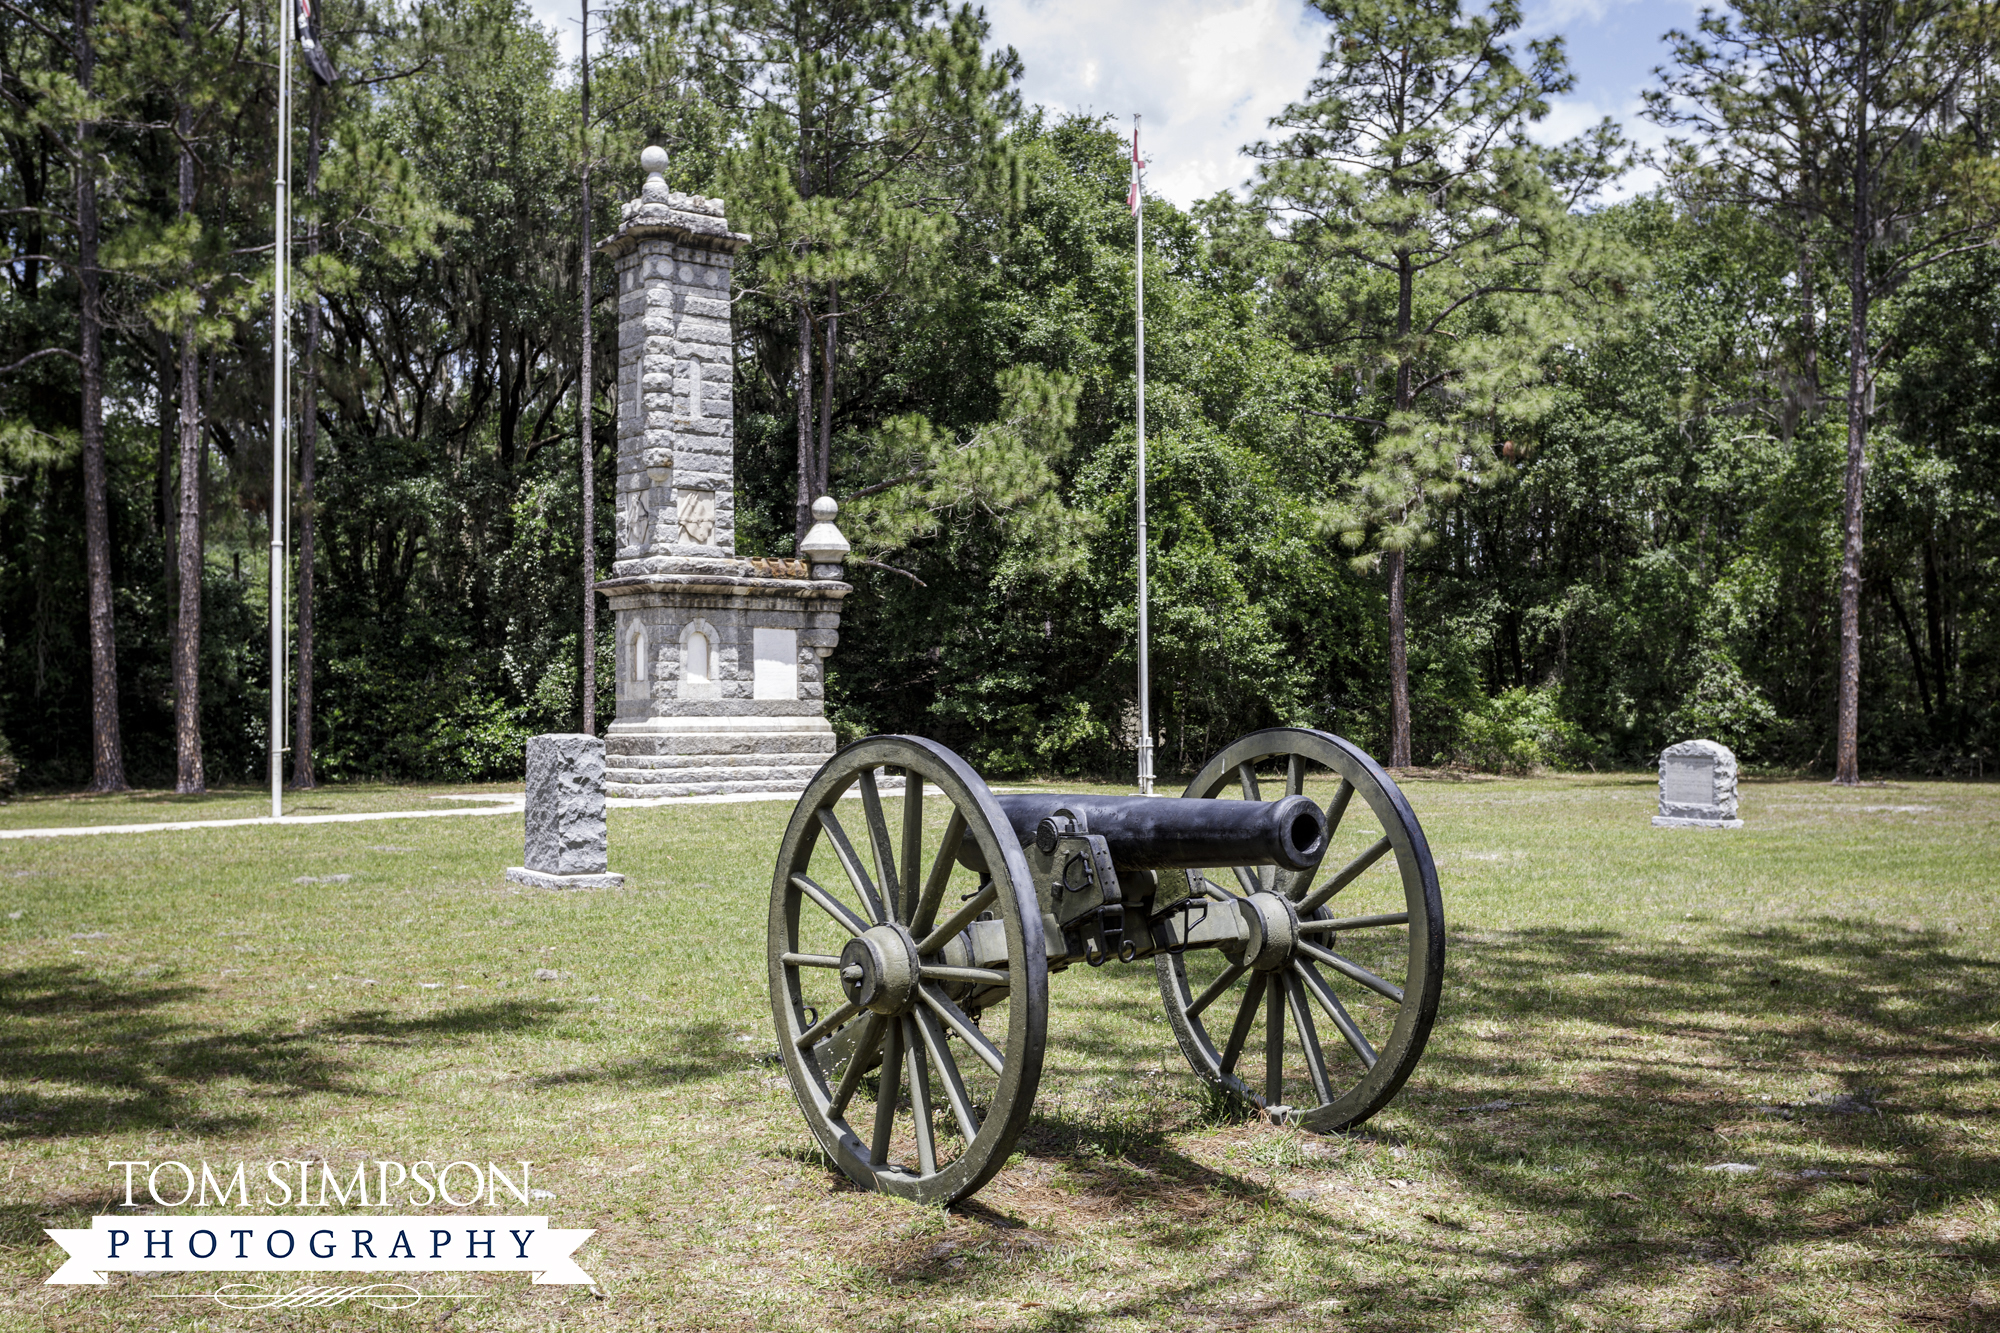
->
{"left": 529, "top": 1019, "right": 755, "bottom": 1089}
{"left": 0, "top": 964, "right": 350, "bottom": 1140}
{"left": 0, "top": 968, "right": 583, "bottom": 1141}
{"left": 841, "top": 918, "right": 2000, "bottom": 1330}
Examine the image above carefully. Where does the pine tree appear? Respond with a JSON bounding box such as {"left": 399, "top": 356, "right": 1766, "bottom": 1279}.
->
{"left": 1649, "top": 0, "right": 2000, "bottom": 784}
{"left": 1254, "top": 0, "right": 1631, "bottom": 767}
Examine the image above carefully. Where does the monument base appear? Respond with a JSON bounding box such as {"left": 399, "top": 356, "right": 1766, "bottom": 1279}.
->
{"left": 1650, "top": 816, "right": 1744, "bottom": 829}
{"left": 604, "top": 716, "right": 838, "bottom": 797}
{"left": 505, "top": 867, "right": 627, "bottom": 889}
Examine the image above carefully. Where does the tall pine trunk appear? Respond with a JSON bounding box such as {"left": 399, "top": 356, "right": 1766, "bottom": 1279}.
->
{"left": 171, "top": 41, "right": 204, "bottom": 794}
{"left": 577, "top": 1, "right": 596, "bottom": 735}
{"left": 290, "top": 91, "right": 320, "bottom": 788}
{"left": 1386, "top": 254, "right": 1415, "bottom": 769}
{"left": 815, "top": 282, "right": 836, "bottom": 500}
{"left": 1833, "top": 19, "right": 1871, "bottom": 787}
{"left": 76, "top": 0, "right": 125, "bottom": 791}
{"left": 795, "top": 302, "right": 813, "bottom": 544}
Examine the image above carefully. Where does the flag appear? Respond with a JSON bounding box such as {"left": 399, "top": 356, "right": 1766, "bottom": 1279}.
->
{"left": 1127, "top": 125, "right": 1142, "bottom": 215}
{"left": 296, "top": 0, "right": 338, "bottom": 85}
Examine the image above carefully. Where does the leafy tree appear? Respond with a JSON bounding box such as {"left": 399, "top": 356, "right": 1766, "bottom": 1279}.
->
{"left": 1651, "top": 0, "right": 2000, "bottom": 782}
{"left": 1252, "top": 0, "right": 1632, "bottom": 766}
{"left": 686, "top": 0, "right": 1023, "bottom": 540}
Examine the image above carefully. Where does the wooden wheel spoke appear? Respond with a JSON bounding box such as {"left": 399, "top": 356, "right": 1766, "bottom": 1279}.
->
{"left": 1236, "top": 762, "right": 1262, "bottom": 802}
{"left": 1230, "top": 864, "right": 1263, "bottom": 898}
{"left": 817, "top": 808, "right": 887, "bottom": 925}
{"left": 796, "top": 997, "right": 861, "bottom": 1051}
{"left": 858, "top": 769, "right": 903, "bottom": 924}
{"left": 1284, "top": 754, "right": 1305, "bottom": 798}
{"left": 792, "top": 873, "right": 868, "bottom": 938}
{"left": 1297, "top": 834, "right": 1393, "bottom": 916}
{"left": 916, "top": 878, "right": 997, "bottom": 955}
{"left": 780, "top": 952, "right": 844, "bottom": 969}
{"left": 1218, "top": 976, "right": 1262, "bottom": 1078}
{"left": 829, "top": 1013, "right": 886, "bottom": 1118}
{"left": 910, "top": 809, "right": 967, "bottom": 936}
{"left": 1188, "top": 960, "right": 1246, "bottom": 1020}
{"left": 1286, "top": 974, "right": 1336, "bottom": 1106}
{"left": 1323, "top": 778, "right": 1355, "bottom": 840}
{"left": 913, "top": 1005, "right": 982, "bottom": 1145}
{"left": 898, "top": 776, "right": 925, "bottom": 924}
{"left": 1297, "top": 911, "right": 1409, "bottom": 934}
{"left": 918, "top": 983, "right": 1004, "bottom": 1074}
{"left": 906, "top": 1029, "right": 939, "bottom": 1176}
{"left": 872, "top": 1018, "right": 905, "bottom": 1166}
{"left": 1297, "top": 939, "right": 1404, "bottom": 1003}
{"left": 1294, "top": 960, "right": 1377, "bottom": 1069}
{"left": 919, "top": 964, "right": 1009, "bottom": 989}
{"left": 1264, "top": 973, "right": 1285, "bottom": 1106}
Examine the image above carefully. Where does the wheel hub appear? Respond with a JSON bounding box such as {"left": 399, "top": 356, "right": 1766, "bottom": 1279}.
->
{"left": 1240, "top": 891, "right": 1300, "bottom": 972}
{"left": 839, "top": 924, "right": 921, "bottom": 1015}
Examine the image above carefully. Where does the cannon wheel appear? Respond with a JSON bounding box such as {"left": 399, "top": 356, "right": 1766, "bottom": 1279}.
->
{"left": 1156, "top": 728, "right": 1444, "bottom": 1132}
{"left": 769, "top": 735, "right": 1048, "bottom": 1204}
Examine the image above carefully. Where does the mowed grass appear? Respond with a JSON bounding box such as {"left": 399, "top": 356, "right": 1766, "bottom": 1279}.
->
{"left": 1, "top": 772, "right": 1997, "bottom": 1331}
{"left": 0, "top": 781, "right": 524, "bottom": 831}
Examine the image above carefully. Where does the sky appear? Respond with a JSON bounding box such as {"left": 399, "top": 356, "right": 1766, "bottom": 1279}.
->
{"left": 528, "top": 0, "right": 1706, "bottom": 207}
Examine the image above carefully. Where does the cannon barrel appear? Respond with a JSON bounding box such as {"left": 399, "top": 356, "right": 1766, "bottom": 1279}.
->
{"left": 962, "top": 793, "right": 1327, "bottom": 873}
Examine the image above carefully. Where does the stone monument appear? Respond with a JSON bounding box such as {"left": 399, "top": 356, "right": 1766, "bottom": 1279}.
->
{"left": 506, "top": 734, "right": 626, "bottom": 888}
{"left": 594, "top": 147, "right": 856, "bottom": 797}
{"left": 1652, "top": 739, "right": 1743, "bottom": 828}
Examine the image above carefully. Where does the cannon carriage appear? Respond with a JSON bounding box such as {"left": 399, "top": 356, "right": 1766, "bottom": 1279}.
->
{"left": 767, "top": 729, "right": 1444, "bottom": 1204}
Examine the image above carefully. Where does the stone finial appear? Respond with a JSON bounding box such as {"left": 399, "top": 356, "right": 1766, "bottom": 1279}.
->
{"left": 640, "top": 144, "right": 669, "bottom": 195}
{"left": 799, "top": 496, "right": 851, "bottom": 580}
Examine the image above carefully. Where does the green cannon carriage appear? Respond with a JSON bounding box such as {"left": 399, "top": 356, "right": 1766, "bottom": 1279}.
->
{"left": 767, "top": 729, "right": 1444, "bottom": 1204}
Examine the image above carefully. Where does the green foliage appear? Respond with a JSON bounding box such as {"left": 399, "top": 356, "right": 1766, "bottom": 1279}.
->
{"left": 1453, "top": 685, "right": 1577, "bottom": 772}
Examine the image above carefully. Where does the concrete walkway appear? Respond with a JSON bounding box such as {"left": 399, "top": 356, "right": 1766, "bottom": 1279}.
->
{"left": 0, "top": 787, "right": 820, "bottom": 840}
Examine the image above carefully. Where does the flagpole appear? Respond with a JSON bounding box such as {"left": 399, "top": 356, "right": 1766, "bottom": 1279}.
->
{"left": 269, "top": 0, "right": 290, "bottom": 820}
{"left": 1133, "top": 115, "right": 1153, "bottom": 797}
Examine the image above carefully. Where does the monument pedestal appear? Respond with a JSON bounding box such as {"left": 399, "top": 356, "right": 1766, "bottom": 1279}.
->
{"left": 594, "top": 151, "right": 856, "bottom": 798}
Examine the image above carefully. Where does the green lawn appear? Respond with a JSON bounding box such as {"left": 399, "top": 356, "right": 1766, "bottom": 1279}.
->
{"left": 0, "top": 781, "right": 522, "bottom": 831}
{"left": 1, "top": 772, "right": 1996, "bottom": 1331}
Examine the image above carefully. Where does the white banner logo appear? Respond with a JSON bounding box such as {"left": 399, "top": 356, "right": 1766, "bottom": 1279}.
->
{"left": 44, "top": 1217, "right": 593, "bottom": 1286}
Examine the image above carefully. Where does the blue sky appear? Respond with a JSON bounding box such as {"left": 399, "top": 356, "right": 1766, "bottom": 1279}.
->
{"left": 531, "top": 0, "right": 1708, "bottom": 206}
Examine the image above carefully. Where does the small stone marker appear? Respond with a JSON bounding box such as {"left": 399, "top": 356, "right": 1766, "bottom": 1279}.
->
{"left": 1651, "top": 739, "right": 1743, "bottom": 828}
{"left": 505, "top": 734, "right": 626, "bottom": 888}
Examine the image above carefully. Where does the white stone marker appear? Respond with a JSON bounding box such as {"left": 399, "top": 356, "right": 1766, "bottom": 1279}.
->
{"left": 1651, "top": 739, "right": 1743, "bottom": 828}
{"left": 505, "top": 734, "right": 627, "bottom": 888}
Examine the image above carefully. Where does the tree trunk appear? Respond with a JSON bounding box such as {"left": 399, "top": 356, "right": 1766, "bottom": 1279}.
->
{"left": 815, "top": 281, "right": 836, "bottom": 500}
{"left": 172, "top": 75, "right": 204, "bottom": 794}
{"left": 1386, "top": 254, "right": 1415, "bottom": 769}
{"left": 76, "top": 0, "right": 126, "bottom": 791}
{"left": 1922, "top": 532, "right": 1946, "bottom": 719}
{"left": 577, "top": 7, "right": 596, "bottom": 735}
{"left": 1385, "top": 548, "right": 1410, "bottom": 769}
{"left": 1833, "top": 22, "right": 1870, "bottom": 787}
{"left": 795, "top": 301, "right": 814, "bottom": 544}
{"left": 290, "top": 90, "right": 321, "bottom": 789}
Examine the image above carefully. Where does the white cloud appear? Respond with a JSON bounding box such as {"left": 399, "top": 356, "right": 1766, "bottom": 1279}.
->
{"left": 987, "top": 0, "right": 1330, "bottom": 206}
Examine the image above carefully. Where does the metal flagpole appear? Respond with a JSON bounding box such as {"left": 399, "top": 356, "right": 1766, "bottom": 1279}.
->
{"left": 269, "top": 0, "right": 290, "bottom": 819}
{"left": 1133, "top": 116, "right": 1153, "bottom": 797}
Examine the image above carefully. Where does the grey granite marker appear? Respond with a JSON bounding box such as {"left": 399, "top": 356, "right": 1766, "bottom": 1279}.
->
{"left": 1652, "top": 739, "right": 1743, "bottom": 828}
{"left": 506, "top": 734, "right": 626, "bottom": 888}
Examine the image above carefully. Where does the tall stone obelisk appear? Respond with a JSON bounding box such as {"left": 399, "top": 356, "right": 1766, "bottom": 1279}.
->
{"left": 594, "top": 147, "right": 855, "bottom": 796}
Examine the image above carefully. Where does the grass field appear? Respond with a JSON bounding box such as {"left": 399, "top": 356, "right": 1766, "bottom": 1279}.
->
{"left": 0, "top": 781, "right": 524, "bottom": 831}
{"left": 2, "top": 771, "right": 1997, "bottom": 1331}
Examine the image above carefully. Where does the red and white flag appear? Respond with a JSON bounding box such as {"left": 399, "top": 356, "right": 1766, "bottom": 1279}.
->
{"left": 1127, "top": 125, "right": 1142, "bottom": 215}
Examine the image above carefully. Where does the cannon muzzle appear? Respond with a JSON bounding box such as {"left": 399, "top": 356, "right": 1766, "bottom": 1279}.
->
{"left": 958, "top": 793, "right": 1327, "bottom": 873}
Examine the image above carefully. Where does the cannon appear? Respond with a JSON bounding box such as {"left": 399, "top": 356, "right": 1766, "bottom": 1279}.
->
{"left": 767, "top": 728, "right": 1443, "bottom": 1204}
